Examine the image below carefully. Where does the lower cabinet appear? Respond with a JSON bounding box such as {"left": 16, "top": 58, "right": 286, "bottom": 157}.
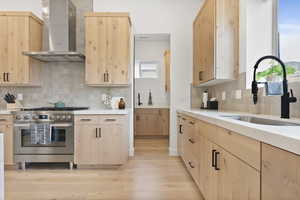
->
{"left": 262, "top": 143, "right": 300, "bottom": 200}
{"left": 178, "top": 114, "right": 261, "bottom": 200}
{"left": 135, "top": 108, "right": 169, "bottom": 136}
{"left": 0, "top": 115, "right": 13, "bottom": 166}
{"left": 74, "top": 115, "right": 128, "bottom": 166}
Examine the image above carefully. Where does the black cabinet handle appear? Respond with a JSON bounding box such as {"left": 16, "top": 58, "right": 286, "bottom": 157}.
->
{"left": 104, "top": 73, "right": 107, "bottom": 82}
{"left": 80, "top": 119, "right": 92, "bottom": 121}
{"left": 215, "top": 152, "right": 220, "bottom": 170}
{"left": 188, "top": 161, "right": 195, "bottom": 169}
{"left": 188, "top": 138, "right": 195, "bottom": 144}
{"left": 179, "top": 124, "right": 183, "bottom": 134}
{"left": 98, "top": 128, "right": 102, "bottom": 138}
{"left": 3, "top": 73, "right": 5, "bottom": 82}
{"left": 6, "top": 73, "right": 9, "bottom": 82}
{"left": 107, "top": 72, "right": 109, "bottom": 82}
{"left": 96, "top": 128, "right": 98, "bottom": 138}
{"left": 212, "top": 150, "right": 216, "bottom": 168}
{"left": 189, "top": 121, "right": 195, "bottom": 125}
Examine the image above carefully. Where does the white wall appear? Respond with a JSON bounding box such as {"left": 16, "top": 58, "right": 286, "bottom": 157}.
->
{"left": 244, "top": 0, "right": 274, "bottom": 88}
{"left": 135, "top": 39, "right": 170, "bottom": 108}
{"left": 0, "top": 0, "right": 42, "bottom": 17}
{"left": 94, "top": 0, "right": 202, "bottom": 155}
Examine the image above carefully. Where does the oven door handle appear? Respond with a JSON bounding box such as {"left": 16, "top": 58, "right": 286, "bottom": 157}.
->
{"left": 14, "top": 124, "right": 30, "bottom": 127}
{"left": 51, "top": 123, "right": 73, "bottom": 128}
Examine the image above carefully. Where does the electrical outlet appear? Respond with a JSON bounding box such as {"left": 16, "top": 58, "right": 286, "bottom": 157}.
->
{"left": 235, "top": 90, "right": 242, "bottom": 99}
{"left": 222, "top": 91, "right": 226, "bottom": 101}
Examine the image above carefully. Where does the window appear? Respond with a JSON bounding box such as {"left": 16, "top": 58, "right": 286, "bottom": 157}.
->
{"left": 135, "top": 61, "right": 159, "bottom": 79}
{"left": 276, "top": 0, "right": 300, "bottom": 82}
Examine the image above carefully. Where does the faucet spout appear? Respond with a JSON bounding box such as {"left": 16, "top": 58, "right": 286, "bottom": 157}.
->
{"left": 251, "top": 55, "right": 297, "bottom": 119}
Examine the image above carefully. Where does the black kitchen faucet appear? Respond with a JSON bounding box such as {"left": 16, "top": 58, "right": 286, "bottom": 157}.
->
{"left": 252, "top": 55, "right": 297, "bottom": 119}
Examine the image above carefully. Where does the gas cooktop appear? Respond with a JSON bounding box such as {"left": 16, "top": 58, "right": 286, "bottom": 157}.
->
{"left": 21, "top": 107, "right": 89, "bottom": 111}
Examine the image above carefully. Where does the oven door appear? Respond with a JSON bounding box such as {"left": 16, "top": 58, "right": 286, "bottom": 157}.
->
{"left": 14, "top": 123, "right": 74, "bottom": 155}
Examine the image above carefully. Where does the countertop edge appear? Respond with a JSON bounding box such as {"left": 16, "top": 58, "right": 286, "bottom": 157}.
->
{"left": 177, "top": 108, "right": 300, "bottom": 156}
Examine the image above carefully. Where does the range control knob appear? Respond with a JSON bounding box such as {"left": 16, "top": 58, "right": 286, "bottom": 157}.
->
{"left": 32, "top": 115, "right": 38, "bottom": 120}
{"left": 49, "top": 115, "right": 55, "bottom": 120}
{"left": 61, "top": 115, "right": 66, "bottom": 120}
{"left": 56, "top": 115, "right": 61, "bottom": 120}
{"left": 66, "top": 115, "right": 72, "bottom": 120}
{"left": 24, "top": 115, "right": 30, "bottom": 120}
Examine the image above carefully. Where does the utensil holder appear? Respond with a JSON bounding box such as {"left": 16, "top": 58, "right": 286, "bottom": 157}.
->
{"left": 6, "top": 101, "right": 23, "bottom": 111}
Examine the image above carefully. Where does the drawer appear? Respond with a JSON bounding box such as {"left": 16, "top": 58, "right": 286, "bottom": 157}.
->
{"left": 0, "top": 115, "right": 13, "bottom": 125}
{"left": 198, "top": 120, "right": 261, "bottom": 170}
{"left": 182, "top": 148, "right": 200, "bottom": 186}
{"left": 75, "top": 115, "right": 99, "bottom": 124}
{"left": 99, "top": 115, "right": 126, "bottom": 124}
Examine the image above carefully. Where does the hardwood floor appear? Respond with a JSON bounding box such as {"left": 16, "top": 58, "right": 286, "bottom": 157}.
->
{"left": 5, "top": 138, "right": 203, "bottom": 200}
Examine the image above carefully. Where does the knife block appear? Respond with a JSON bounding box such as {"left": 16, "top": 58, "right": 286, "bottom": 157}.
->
{"left": 6, "top": 101, "right": 23, "bottom": 111}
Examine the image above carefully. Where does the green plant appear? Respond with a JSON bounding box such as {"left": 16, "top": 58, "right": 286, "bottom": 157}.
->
{"left": 256, "top": 64, "right": 296, "bottom": 80}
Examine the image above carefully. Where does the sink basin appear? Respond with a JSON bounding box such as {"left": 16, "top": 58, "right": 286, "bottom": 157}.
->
{"left": 220, "top": 115, "right": 300, "bottom": 126}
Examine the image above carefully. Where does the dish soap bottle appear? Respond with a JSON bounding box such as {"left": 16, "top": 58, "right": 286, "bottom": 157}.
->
{"left": 118, "top": 98, "right": 126, "bottom": 109}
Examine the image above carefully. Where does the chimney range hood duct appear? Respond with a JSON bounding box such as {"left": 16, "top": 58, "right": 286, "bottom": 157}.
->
{"left": 23, "top": 0, "right": 85, "bottom": 62}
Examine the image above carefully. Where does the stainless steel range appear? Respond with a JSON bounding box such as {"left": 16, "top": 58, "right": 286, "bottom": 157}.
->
{"left": 13, "top": 107, "right": 88, "bottom": 169}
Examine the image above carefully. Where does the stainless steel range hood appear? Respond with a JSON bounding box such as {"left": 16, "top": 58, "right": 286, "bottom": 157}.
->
{"left": 23, "top": 0, "right": 85, "bottom": 62}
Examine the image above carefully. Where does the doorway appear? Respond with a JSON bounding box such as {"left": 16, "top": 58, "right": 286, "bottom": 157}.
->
{"left": 133, "top": 34, "right": 171, "bottom": 152}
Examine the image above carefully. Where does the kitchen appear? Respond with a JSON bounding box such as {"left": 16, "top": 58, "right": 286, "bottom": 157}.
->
{"left": 1, "top": 0, "right": 300, "bottom": 199}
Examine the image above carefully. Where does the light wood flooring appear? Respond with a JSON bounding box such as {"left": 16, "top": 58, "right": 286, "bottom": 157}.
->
{"left": 5, "top": 138, "right": 203, "bottom": 200}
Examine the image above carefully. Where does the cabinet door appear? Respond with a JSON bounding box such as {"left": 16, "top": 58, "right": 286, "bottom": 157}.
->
{"left": 98, "top": 124, "right": 124, "bottom": 165}
{"left": 262, "top": 144, "right": 300, "bottom": 200}
{"left": 75, "top": 125, "right": 99, "bottom": 165}
{"left": 199, "top": 138, "right": 219, "bottom": 200}
{"left": 159, "top": 109, "right": 169, "bottom": 136}
{"left": 85, "top": 17, "right": 107, "bottom": 85}
{"left": 106, "top": 17, "right": 130, "bottom": 85}
{"left": 0, "top": 124, "right": 13, "bottom": 165}
{"left": 164, "top": 50, "right": 170, "bottom": 92}
{"left": 196, "top": 0, "right": 215, "bottom": 84}
{"left": 218, "top": 148, "right": 260, "bottom": 200}
{"left": 7, "top": 16, "right": 30, "bottom": 84}
{"left": 177, "top": 116, "right": 183, "bottom": 156}
{"left": 0, "top": 16, "right": 8, "bottom": 84}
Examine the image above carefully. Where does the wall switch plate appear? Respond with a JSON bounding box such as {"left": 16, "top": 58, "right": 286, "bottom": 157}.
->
{"left": 235, "top": 90, "right": 242, "bottom": 99}
{"left": 222, "top": 91, "right": 226, "bottom": 101}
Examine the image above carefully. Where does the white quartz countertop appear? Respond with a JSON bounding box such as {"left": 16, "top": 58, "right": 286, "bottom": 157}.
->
{"left": 177, "top": 108, "right": 300, "bottom": 156}
{"left": 0, "top": 109, "right": 129, "bottom": 115}
{"left": 73, "top": 109, "right": 129, "bottom": 115}
{"left": 135, "top": 106, "right": 170, "bottom": 109}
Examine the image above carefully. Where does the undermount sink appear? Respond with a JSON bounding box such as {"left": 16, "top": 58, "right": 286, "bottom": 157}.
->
{"left": 220, "top": 115, "right": 300, "bottom": 126}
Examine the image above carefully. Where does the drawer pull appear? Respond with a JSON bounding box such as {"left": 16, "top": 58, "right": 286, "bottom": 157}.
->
{"left": 105, "top": 119, "right": 117, "bottom": 122}
{"left": 182, "top": 117, "right": 186, "bottom": 121}
{"left": 179, "top": 125, "right": 183, "bottom": 134}
{"left": 212, "top": 150, "right": 216, "bottom": 168}
{"left": 189, "top": 121, "right": 195, "bottom": 125}
{"left": 188, "top": 161, "right": 195, "bottom": 169}
{"left": 188, "top": 138, "right": 195, "bottom": 144}
{"left": 80, "top": 119, "right": 92, "bottom": 121}
{"left": 0, "top": 119, "right": 7, "bottom": 122}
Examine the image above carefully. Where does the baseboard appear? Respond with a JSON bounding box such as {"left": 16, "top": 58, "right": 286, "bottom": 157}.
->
{"left": 169, "top": 147, "right": 179, "bottom": 156}
{"left": 129, "top": 147, "right": 135, "bottom": 156}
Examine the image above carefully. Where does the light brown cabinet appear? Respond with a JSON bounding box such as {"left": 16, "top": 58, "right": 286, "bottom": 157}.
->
{"left": 164, "top": 50, "right": 171, "bottom": 92}
{"left": 74, "top": 115, "right": 128, "bottom": 166}
{"left": 0, "top": 115, "right": 14, "bottom": 166}
{"left": 0, "top": 12, "right": 43, "bottom": 86}
{"left": 193, "top": 0, "right": 239, "bottom": 86}
{"left": 85, "top": 12, "right": 131, "bottom": 86}
{"left": 262, "top": 143, "right": 300, "bottom": 200}
{"left": 177, "top": 114, "right": 260, "bottom": 200}
{"left": 135, "top": 108, "right": 169, "bottom": 136}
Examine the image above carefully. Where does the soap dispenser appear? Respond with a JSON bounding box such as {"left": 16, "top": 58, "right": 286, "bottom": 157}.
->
{"left": 148, "top": 90, "right": 153, "bottom": 106}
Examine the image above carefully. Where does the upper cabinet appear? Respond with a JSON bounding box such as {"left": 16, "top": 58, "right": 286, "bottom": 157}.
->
{"left": 164, "top": 50, "right": 171, "bottom": 92}
{"left": 0, "top": 12, "right": 43, "bottom": 86}
{"left": 193, "top": 0, "right": 239, "bottom": 86}
{"left": 85, "top": 12, "right": 131, "bottom": 86}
